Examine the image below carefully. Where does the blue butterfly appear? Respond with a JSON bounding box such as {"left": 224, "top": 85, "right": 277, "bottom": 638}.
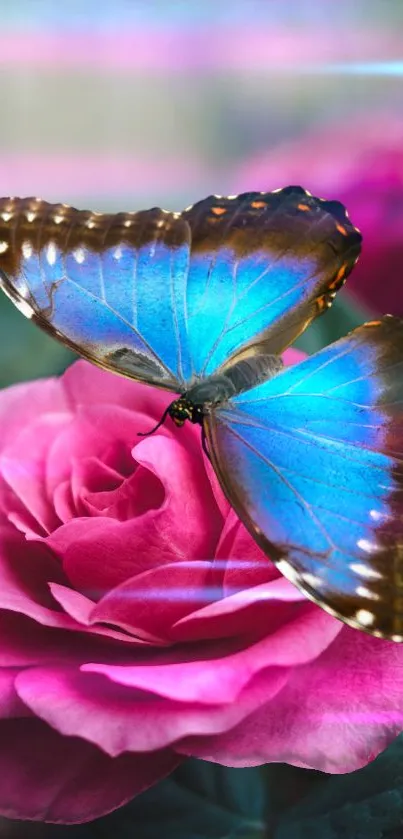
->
{"left": 0, "top": 187, "right": 401, "bottom": 642}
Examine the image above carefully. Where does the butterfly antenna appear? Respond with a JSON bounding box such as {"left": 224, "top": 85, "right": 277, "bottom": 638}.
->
{"left": 137, "top": 405, "right": 171, "bottom": 437}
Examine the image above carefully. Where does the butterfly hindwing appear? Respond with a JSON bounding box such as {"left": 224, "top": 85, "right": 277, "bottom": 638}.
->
{"left": 205, "top": 316, "right": 403, "bottom": 640}
{"left": 0, "top": 189, "right": 361, "bottom": 390}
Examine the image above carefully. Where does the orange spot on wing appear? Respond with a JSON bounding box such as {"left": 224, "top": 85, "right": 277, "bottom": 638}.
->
{"left": 250, "top": 200, "right": 266, "bottom": 209}
{"left": 316, "top": 294, "right": 328, "bottom": 313}
{"left": 336, "top": 223, "right": 348, "bottom": 236}
{"left": 211, "top": 206, "right": 227, "bottom": 216}
{"left": 297, "top": 203, "right": 311, "bottom": 211}
{"left": 364, "top": 320, "right": 382, "bottom": 327}
{"left": 329, "top": 265, "right": 347, "bottom": 289}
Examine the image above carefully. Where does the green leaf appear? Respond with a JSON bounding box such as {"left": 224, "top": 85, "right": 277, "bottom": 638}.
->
{"left": 275, "top": 734, "right": 403, "bottom": 839}
{"left": 0, "top": 761, "right": 266, "bottom": 838}
{"left": 91, "top": 760, "right": 266, "bottom": 839}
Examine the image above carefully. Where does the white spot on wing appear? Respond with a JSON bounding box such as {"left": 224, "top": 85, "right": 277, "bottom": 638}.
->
{"left": 391, "top": 634, "right": 403, "bottom": 643}
{"left": 1, "top": 211, "right": 12, "bottom": 222}
{"left": 357, "top": 538, "right": 381, "bottom": 554}
{"left": 53, "top": 214, "right": 64, "bottom": 225}
{"left": 301, "top": 572, "right": 322, "bottom": 588}
{"left": 355, "top": 585, "right": 380, "bottom": 601}
{"left": 370, "top": 509, "right": 386, "bottom": 522}
{"left": 0, "top": 241, "right": 8, "bottom": 253}
{"left": 355, "top": 609, "right": 375, "bottom": 626}
{"left": 73, "top": 247, "right": 85, "bottom": 264}
{"left": 277, "top": 559, "right": 300, "bottom": 584}
{"left": 26, "top": 211, "right": 36, "bottom": 223}
{"left": 46, "top": 241, "right": 57, "bottom": 266}
{"left": 114, "top": 245, "right": 123, "bottom": 260}
{"left": 22, "top": 241, "right": 33, "bottom": 259}
{"left": 349, "top": 562, "right": 382, "bottom": 580}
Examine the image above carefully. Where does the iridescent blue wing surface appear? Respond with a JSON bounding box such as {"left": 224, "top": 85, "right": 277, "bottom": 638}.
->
{"left": 0, "top": 198, "right": 190, "bottom": 391}
{"left": 205, "top": 316, "right": 403, "bottom": 640}
{"left": 0, "top": 189, "right": 361, "bottom": 390}
{"left": 181, "top": 187, "right": 361, "bottom": 379}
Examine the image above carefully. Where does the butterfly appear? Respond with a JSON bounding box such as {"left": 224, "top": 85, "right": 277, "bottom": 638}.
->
{"left": 0, "top": 187, "right": 402, "bottom": 642}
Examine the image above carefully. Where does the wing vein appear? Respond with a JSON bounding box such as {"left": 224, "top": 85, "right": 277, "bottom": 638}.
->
{"left": 220, "top": 421, "right": 336, "bottom": 552}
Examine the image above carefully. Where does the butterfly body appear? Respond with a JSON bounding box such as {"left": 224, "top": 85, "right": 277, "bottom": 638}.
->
{"left": 164, "top": 354, "right": 285, "bottom": 433}
{"left": 3, "top": 187, "right": 403, "bottom": 642}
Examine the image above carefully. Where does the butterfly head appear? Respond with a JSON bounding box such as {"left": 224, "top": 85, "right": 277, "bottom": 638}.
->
{"left": 168, "top": 398, "right": 204, "bottom": 427}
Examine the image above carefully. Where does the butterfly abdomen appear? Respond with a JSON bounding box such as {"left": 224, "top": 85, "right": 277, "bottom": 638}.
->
{"left": 183, "top": 353, "right": 284, "bottom": 416}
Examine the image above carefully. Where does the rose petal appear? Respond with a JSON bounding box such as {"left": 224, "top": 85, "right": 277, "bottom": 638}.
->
{"left": 81, "top": 461, "right": 164, "bottom": 519}
{"left": 52, "top": 479, "right": 77, "bottom": 523}
{"left": 15, "top": 665, "right": 288, "bottom": 756}
{"left": 0, "top": 610, "right": 147, "bottom": 668}
{"left": 0, "top": 718, "right": 180, "bottom": 823}
{"left": 48, "top": 582, "right": 95, "bottom": 624}
{"left": 0, "top": 668, "right": 29, "bottom": 718}
{"left": 134, "top": 434, "right": 223, "bottom": 559}
{"left": 178, "top": 628, "right": 403, "bottom": 774}
{"left": 50, "top": 582, "right": 161, "bottom": 645}
{"left": 48, "top": 517, "right": 189, "bottom": 598}
{"left": 84, "top": 606, "right": 339, "bottom": 705}
{"left": 90, "top": 560, "right": 224, "bottom": 638}
{"left": 0, "top": 528, "right": 73, "bottom": 628}
{"left": 0, "top": 377, "right": 68, "bottom": 455}
{"left": 45, "top": 405, "right": 140, "bottom": 498}
{"left": 1, "top": 414, "right": 71, "bottom": 534}
{"left": 283, "top": 348, "right": 306, "bottom": 367}
{"left": 216, "top": 512, "right": 279, "bottom": 595}
{"left": 170, "top": 578, "right": 306, "bottom": 643}
{"left": 49, "top": 431, "right": 224, "bottom": 595}
{"left": 0, "top": 612, "right": 86, "bottom": 666}
{"left": 61, "top": 359, "right": 173, "bottom": 419}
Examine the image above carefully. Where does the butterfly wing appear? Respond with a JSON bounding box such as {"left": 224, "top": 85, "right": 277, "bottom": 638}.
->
{"left": 181, "top": 187, "right": 361, "bottom": 379}
{"left": 205, "top": 316, "right": 403, "bottom": 640}
{"left": 0, "top": 189, "right": 361, "bottom": 391}
{"left": 0, "top": 198, "right": 191, "bottom": 391}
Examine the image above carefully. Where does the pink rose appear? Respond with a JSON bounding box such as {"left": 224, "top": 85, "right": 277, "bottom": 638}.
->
{"left": 1, "top": 356, "right": 403, "bottom": 824}
{"left": 235, "top": 113, "right": 403, "bottom": 316}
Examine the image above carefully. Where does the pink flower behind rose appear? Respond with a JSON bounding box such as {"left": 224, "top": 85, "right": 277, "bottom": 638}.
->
{"left": 235, "top": 113, "right": 403, "bottom": 316}
{"left": 0, "top": 355, "right": 403, "bottom": 823}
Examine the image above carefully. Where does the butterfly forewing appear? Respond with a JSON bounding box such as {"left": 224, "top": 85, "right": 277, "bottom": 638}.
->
{"left": 0, "top": 197, "right": 190, "bottom": 390}
{"left": 182, "top": 187, "right": 361, "bottom": 378}
{"left": 205, "top": 316, "right": 403, "bottom": 641}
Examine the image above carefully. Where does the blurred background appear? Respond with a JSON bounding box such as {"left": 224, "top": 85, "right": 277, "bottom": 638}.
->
{"left": 0, "top": 0, "right": 403, "bottom": 386}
